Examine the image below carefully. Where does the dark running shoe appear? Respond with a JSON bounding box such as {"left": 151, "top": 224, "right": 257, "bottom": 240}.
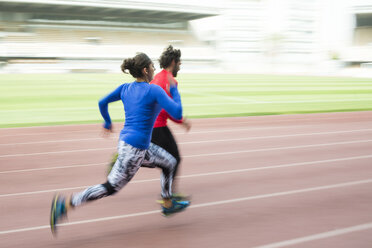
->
{"left": 50, "top": 194, "right": 67, "bottom": 236}
{"left": 162, "top": 199, "right": 190, "bottom": 217}
{"left": 171, "top": 193, "right": 191, "bottom": 202}
{"left": 156, "top": 193, "right": 191, "bottom": 204}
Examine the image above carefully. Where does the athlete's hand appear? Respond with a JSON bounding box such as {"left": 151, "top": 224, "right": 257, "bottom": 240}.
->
{"left": 181, "top": 118, "right": 191, "bottom": 132}
{"left": 101, "top": 125, "right": 113, "bottom": 138}
{"left": 167, "top": 74, "right": 177, "bottom": 87}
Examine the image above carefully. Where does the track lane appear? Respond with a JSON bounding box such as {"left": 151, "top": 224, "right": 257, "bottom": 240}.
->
{"left": 1, "top": 112, "right": 372, "bottom": 247}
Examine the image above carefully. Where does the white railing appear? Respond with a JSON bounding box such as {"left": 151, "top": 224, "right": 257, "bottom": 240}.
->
{"left": 0, "top": 0, "right": 220, "bottom": 14}
{"left": 0, "top": 42, "right": 217, "bottom": 60}
{"left": 342, "top": 46, "right": 372, "bottom": 62}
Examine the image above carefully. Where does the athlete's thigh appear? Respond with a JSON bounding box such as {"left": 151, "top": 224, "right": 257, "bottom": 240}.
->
{"left": 163, "top": 126, "right": 180, "bottom": 160}
{"left": 108, "top": 141, "right": 146, "bottom": 187}
{"left": 141, "top": 142, "right": 176, "bottom": 169}
{"left": 151, "top": 126, "right": 180, "bottom": 160}
{"left": 151, "top": 127, "right": 167, "bottom": 148}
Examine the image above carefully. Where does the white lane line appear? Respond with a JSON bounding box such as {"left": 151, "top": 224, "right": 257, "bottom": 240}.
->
{"left": 1, "top": 138, "right": 372, "bottom": 159}
{"left": 0, "top": 163, "right": 105, "bottom": 174}
{"left": 1, "top": 139, "right": 372, "bottom": 175}
{"left": 255, "top": 223, "right": 372, "bottom": 248}
{"left": 0, "top": 125, "right": 298, "bottom": 138}
{"left": 180, "top": 154, "right": 372, "bottom": 178}
{"left": 0, "top": 129, "right": 98, "bottom": 138}
{"left": 3, "top": 115, "right": 370, "bottom": 138}
{"left": 184, "top": 139, "right": 372, "bottom": 158}
{"left": 0, "top": 113, "right": 370, "bottom": 132}
{"left": 1, "top": 154, "right": 371, "bottom": 197}
{"left": 0, "top": 147, "right": 113, "bottom": 158}
{"left": 1, "top": 179, "right": 371, "bottom": 235}
{"left": 0, "top": 137, "right": 104, "bottom": 146}
{"left": 0, "top": 123, "right": 100, "bottom": 130}
{"left": 183, "top": 129, "right": 372, "bottom": 144}
{"left": 0, "top": 178, "right": 160, "bottom": 198}
{"left": 2, "top": 113, "right": 372, "bottom": 139}
{"left": 2, "top": 128, "right": 372, "bottom": 147}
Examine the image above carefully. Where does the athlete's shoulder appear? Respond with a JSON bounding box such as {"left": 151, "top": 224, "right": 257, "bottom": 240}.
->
{"left": 117, "top": 82, "right": 130, "bottom": 91}
{"left": 150, "top": 84, "right": 168, "bottom": 98}
{"left": 118, "top": 82, "right": 130, "bottom": 88}
{"left": 118, "top": 82, "right": 136, "bottom": 95}
{"left": 149, "top": 83, "right": 163, "bottom": 91}
{"left": 151, "top": 69, "right": 168, "bottom": 86}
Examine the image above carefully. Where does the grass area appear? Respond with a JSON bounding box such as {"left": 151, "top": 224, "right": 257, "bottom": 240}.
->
{"left": 1, "top": 73, "right": 372, "bottom": 128}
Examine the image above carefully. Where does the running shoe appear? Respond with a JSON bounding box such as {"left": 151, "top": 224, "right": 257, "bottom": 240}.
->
{"left": 50, "top": 194, "right": 67, "bottom": 235}
{"left": 162, "top": 199, "right": 190, "bottom": 217}
{"left": 171, "top": 193, "right": 191, "bottom": 202}
{"left": 156, "top": 193, "right": 191, "bottom": 204}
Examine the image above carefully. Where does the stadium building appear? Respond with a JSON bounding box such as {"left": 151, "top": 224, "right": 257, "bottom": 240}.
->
{"left": 343, "top": 0, "right": 372, "bottom": 70}
{"left": 0, "top": 0, "right": 219, "bottom": 73}
{"left": 191, "top": 0, "right": 322, "bottom": 73}
{"left": 0, "top": 0, "right": 371, "bottom": 75}
{"left": 191, "top": 0, "right": 372, "bottom": 76}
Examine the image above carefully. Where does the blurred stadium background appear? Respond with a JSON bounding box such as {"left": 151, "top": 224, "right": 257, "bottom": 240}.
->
{"left": 0, "top": 0, "right": 371, "bottom": 75}
{"left": 1, "top": 0, "right": 372, "bottom": 127}
{"left": 0, "top": 0, "right": 220, "bottom": 73}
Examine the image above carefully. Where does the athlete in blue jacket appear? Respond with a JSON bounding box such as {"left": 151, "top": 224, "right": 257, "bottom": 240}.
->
{"left": 50, "top": 53, "right": 190, "bottom": 235}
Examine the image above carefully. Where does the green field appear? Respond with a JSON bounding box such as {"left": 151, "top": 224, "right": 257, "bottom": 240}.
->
{"left": 1, "top": 73, "right": 372, "bottom": 128}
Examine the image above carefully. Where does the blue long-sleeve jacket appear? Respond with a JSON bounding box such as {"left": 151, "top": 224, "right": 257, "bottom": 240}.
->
{"left": 98, "top": 81, "right": 182, "bottom": 149}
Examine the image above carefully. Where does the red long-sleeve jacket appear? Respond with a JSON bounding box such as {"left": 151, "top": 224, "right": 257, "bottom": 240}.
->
{"left": 150, "top": 69, "right": 183, "bottom": 128}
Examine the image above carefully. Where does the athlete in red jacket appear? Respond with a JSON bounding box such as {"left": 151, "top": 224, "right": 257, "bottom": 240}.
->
{"left": 150, "top": 46, "right": 191, "bottom": 200}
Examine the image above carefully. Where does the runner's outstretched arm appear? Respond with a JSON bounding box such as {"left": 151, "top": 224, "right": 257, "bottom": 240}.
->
{"left": 98, "top": 84, "right": 124, "bottom": 130}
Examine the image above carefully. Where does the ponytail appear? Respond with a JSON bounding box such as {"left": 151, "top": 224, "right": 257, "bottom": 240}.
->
{"left": 121, "top": 53, "right": 152, "bottom": 78}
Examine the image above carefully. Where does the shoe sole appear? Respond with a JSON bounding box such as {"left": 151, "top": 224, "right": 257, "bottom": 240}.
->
{"left": 161, "top": 203, "right": 190, "bottom": 217}
{"left": 156, "top": 195, "right": 192, "bottom": 204}
{"left": 50, "top": 194, "right": 59, "bottom": 236}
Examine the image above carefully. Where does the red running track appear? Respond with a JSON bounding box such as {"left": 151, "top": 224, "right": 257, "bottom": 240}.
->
{"left": 1, "top": 111, "right": 372, "bottom": 248}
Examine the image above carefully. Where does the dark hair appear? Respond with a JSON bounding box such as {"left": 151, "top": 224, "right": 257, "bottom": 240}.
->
{"left": 159, "top": 45, "right": 181, "bottom": 69}
{"left": 121, "top": 53, "right": 152, "bottom": 78}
